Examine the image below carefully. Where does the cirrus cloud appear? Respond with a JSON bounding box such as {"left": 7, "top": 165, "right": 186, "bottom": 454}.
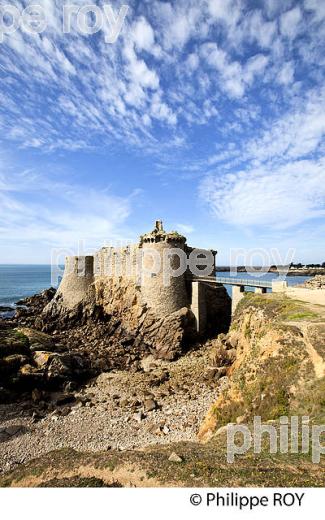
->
{"left": 200, "top": 158, "right": 325, "bottom": 229}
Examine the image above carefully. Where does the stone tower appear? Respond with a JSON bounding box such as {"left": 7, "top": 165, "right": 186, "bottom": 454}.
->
{"left": 55, "top": 255, "right": 95, "bottom": 309}
{"left": 139, "top": 221, "right": 188, "bottom": 318}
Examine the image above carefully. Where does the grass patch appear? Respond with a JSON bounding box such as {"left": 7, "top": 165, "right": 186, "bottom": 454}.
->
{"left": 293, "top": 376, "right": 325, "bottom": 420}
{"left": 12, "top": 330, "right": 29, "bottom": 345}
{"left": 235, "top": 293, "right": 319, "bottom": 323}
{"left": 0, "top": 328, "right": 30, "bottom": 357}
{"left": 1, "top": 440, "right": 324, "bottom": 488}
{"left": 285, "top": 312, "right": 319, "bottom": 321}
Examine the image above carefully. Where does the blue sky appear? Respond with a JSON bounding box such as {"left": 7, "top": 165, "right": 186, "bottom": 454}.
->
{"left": 0, "top": 0, "right": 324, "bottom": 265}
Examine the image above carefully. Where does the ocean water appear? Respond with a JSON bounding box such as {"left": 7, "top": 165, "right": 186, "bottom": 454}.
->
{"left": 0, "top": 265, "right": 54, "bottom": 307}
{"left": 0, "top": 265, "right": 312, "bottom": 308}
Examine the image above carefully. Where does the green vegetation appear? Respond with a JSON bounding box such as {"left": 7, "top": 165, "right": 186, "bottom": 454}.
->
{"left": 38, "top": 476, "right": 109, "bottom": 487}
{"left": 0, "top": 328, "right": 30, "bottom": 358}
{"left": 284, "top": 312, "right": 318, "bottom": 320}
{"left": 293, "top": 376, "right": 325, "bottom": 422}
{"left": 1, "top": 439, "right": 324, "bottom": 488}
{"left": 208, "top": 292, "right": 325, "bottom": 431}
{"left": 235, "top": 293, "right": 320, "bottom": 322}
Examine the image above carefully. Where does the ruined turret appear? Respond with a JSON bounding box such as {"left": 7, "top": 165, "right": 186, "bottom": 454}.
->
{"left": 47, "top": 256, "right": 95, "bottom": 314}
{"left": 140, "top": 221, "right": 188, "bottom": 318}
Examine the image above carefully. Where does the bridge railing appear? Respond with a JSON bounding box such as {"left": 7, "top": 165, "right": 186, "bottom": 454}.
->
{"left": 215, "top": 276, "right": 273, "bottom": 288}
{"left": 190, "top": 274, "right": 275, "bottom": 289}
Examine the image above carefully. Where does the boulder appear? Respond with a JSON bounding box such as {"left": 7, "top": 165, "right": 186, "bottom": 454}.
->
{"left": 0, "top": 329, "right": 30, "bottom": 358}
{"left": 0, "top": 354, "right": 29, "bottom": 375}
{"left": 143, "top": 398, "right": 158, "bottom": 412}
{"left": 33, "top": 351, "right": 53, "bottom": 369}
{"left": 17, "top": 328, "right": 55, "bottom": 351}
{"left": 46, "top": 353, "right": 91, "bottom": 384}
{"left": 15, "top": 364, "right": 44, "bottom": 389}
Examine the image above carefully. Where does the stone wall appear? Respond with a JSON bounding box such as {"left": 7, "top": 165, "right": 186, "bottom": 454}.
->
{"left": 94, "top": 245, "right": 140, "bottom": 283}
{"left": 41, "top": 222, "right": 231, "bottom": 358}
{"left": 53, "top": 227, "right": 217, "bottom": 324}
{"left": 204, "top": 283, "right": 232, "bottom": 335}
{"left": 231, "top": 286, "right": 245, "bottom": 314}
{"left": 190, "top": 281, "right": 231, "bottom": 335}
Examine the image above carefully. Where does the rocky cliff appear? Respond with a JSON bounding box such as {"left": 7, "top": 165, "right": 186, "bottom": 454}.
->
{"left": 199, "top": 292, "right": 325, "bottom": 440}
{"left": 40, "top": 277, "right": 230, "bottom": 362}
{"left": 39, "top": 277, "right": 197, "bottom": 362}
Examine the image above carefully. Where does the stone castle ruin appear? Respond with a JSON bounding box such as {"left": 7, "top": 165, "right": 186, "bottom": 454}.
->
{"left": 42, "top": 221, "right": 231, "bottom": 359}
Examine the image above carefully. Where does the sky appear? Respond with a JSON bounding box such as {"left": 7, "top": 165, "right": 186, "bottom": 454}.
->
{"left": 0, "top": 0, "right": 324, "bottom": 265}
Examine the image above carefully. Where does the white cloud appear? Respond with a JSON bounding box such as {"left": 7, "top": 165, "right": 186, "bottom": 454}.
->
{"left": 207, "top": 0, "right": 242, "bottom": 26}
{"left": 244, "top": 88, "right": 325, "bottom": 162}
{"left": 150, "top": 92, "right": 177, "bottom": 125}
{"left": 0, "top": 168, "right": 133, "bottom": 250}
{"left": 200, "top": 158, "right": 325, "bottom": 229}
{"left": 264, "top": 0, "right": 293, "bottom": 19}
{"left": 201, "top": 44, "right": 268, "bottom": 98}
{"left": 0, "top": 0, "right": 323, "bottom": 166}
{"left": 186, "top": 52, "right": 199, "bottom": 71}
{"left": 0, "top": 1, "right": 183, "bottom": 152}
{"left": 280, "top": 6, "right": 302, "bottom": 39}
{"left": 243, "top": 54, "right": 269, "bottom": 84}
{"left": 245, "top": 10, "right": 277, "bottom": 49}
{"left": 304, "top": 0, "right": 325, "bottom": 22}
{"left": 277, "top": 61, "right": 295, "bottom": 85}
{"left": 201, "top": 43, "right": 244, "bottom": 97}
{"left": 123, "top": 44, "right": 160, "bottom": 90}
{"left": 176, "top": 223, "right": 194, "bottom": 234}
{"left": 132, "top": 16, "right": 155, "bottom": 51}
{"left": 152, "top": 1, "right": 200, "bottom": 50}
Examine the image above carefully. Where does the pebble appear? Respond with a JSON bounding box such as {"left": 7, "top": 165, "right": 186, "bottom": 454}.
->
{"left": 168, "top": 452, "right": 183, "bottom": 463}
{"left": 0, "top": 345, "right": 224, "bottom": 475}
{"left": 143, "top": 398, "right": 157, "bottom": 412}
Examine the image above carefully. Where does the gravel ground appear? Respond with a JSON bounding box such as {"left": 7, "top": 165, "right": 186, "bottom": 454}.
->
{"left": 0, "top": 346, "right": 227, "bottom": 474}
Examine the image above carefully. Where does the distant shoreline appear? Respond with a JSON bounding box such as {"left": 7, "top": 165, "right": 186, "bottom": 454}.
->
{"left": 284, "top": 270, "right": 325, "bottom": 276}
{"left": 216, "top": 267, "right": 323, "bottom": 276}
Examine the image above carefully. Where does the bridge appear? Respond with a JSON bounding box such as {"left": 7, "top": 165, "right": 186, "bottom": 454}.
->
{"left": 191, "top": 275, "right": 273, "bottom": 289}
{"left": 190, "top": 275, "right": 287, "bottom": 314}
{"left": 201, "top": 276, "right": 273, "bottom": 289}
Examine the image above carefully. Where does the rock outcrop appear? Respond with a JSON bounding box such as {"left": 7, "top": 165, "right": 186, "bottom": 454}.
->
{"left": 298, "top": 274, "right": 325, "bottom": 289}
{"left": 198, "top": 292, "right": 325, "bottom": 440}
{"left": 40, "top": 277, "right": 198, "bottom": 361}
{"left": 15, "top": 288, "right": 56, "bottom": 327}
{"left": 0, "top": 323, "right": 91, "bottom": 401}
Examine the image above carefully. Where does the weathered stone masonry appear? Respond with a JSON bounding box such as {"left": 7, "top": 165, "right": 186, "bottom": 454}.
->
{"left": 42, "top": 221, "right": 231, "bottom": 359}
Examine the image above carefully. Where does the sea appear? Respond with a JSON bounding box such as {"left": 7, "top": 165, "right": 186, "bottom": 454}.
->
{"left": 0, "top": 265, "right": 59, "bottom": 309}
{"left": 0, "top": 265, "right": 312, "bottom": 312}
